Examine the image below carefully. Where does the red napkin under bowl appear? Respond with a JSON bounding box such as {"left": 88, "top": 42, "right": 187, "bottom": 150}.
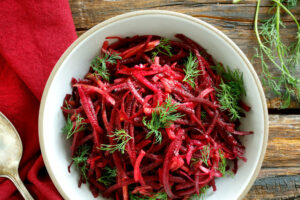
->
{"left": 0, "top": 0, "right": 77, "bottom": 199}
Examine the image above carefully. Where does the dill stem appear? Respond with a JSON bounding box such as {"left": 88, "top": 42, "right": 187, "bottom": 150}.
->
{"left": 254, "top": 0, "right": 296, "bottom": 81}
{"left": 272, "top": 0, "right": 300, "bottom": 29}
{"left": 254, "top": 0, "right": 263, "bottom": 49}
{"left": 254, "top": 0, "right": 280, "bottom": 68}
{"left": 275, "top": 4, "right": 290, "bottom": 76}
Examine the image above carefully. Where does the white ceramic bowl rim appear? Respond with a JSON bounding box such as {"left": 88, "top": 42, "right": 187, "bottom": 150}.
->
{"left": 39, "top": 10, "right": 269, "bottom": 200}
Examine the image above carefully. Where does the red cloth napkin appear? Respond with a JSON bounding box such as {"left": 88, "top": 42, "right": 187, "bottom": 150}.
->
{"left": 0, "top": 0, "right": 77, "bottom": 199}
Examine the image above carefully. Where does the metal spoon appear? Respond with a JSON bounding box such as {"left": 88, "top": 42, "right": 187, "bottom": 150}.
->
{"left": 0, "top": 112, "right": 33, "bottom": 200}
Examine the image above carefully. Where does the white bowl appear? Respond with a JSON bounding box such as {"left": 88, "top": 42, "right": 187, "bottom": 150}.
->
{"left": 39, "top": 10, "right": 268, "bottom": 200}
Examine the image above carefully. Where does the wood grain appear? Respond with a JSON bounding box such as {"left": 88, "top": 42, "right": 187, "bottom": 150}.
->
{"left": 244, "top": 115, "right": 300, "bottom": 199}
{"left": 246, "top": 167, "right": 300, "bottom": 199}
{"left": 70, "top": 0, "right": 300, "bottom": 108}
{"left": 263, "top": 115, "right": 300, "bottom": 168}
{"left": 69, "top": 0, "right": 300, "bottom": 29}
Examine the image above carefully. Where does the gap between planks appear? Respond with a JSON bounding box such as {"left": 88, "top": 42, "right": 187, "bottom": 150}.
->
{"left": 246, "top": 167, "right": 300, "bottom": 200}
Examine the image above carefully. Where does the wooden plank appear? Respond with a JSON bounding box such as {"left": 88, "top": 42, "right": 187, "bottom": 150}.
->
{"left": 263, "top": 115, "right": 300, "bottom": 168}
{"left": 264, "top": 114, "right": 300, "bottom": 167}
{"left": 245, "top": 167, "right": 300, "bottom": 199}
{"left": 69, "top": 0, "right": 300, "bottom": 30}
{"left": 70, "top": 0, "right": 300, "bottom": 108}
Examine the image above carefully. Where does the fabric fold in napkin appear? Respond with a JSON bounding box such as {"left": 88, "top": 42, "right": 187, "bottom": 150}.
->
{"left": 0, "top": 0, "right": 77, "bottom": 199}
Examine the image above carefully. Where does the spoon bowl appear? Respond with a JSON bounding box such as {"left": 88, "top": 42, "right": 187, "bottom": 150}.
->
{"left": 0, "top": 112, "right": 33, "bottom": 200}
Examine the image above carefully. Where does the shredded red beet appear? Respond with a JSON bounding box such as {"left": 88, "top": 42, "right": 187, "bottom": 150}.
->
{"left": 61, "top": 34, "right": 253, "bottom": 200}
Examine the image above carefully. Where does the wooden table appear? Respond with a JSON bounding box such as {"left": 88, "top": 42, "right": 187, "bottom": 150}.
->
{"left": 68, "top": 1, "right": 300, "bottom": 199}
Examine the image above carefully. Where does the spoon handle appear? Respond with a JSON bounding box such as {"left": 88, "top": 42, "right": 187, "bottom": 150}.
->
{"left": 9, "top": 173, "right": 34, "bottom": 200}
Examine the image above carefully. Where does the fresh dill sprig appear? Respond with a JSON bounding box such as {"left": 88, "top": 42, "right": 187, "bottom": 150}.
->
{"left": 62, "top": 114, "right": 87, "bottom": 139}
{"left": 143, "top": 96, "right": 183, "bottom": 143}
{"left": 183, "top": 52, "right": 201, "bottom": 88}
{"left": 288, "top": 31, "right": 300, "bottom": 68}
{"left": 218, "top": 150, "right": 234, "bottom": 177}
{"left": 217, "top": 81, "right": 242, "bottom": 120}
{"left": 191, "top": 145, "right": 210, "bottom": 166}
{"left": 62, "top": 115, "right": 72, "bottom": 136}
{"left": 189, "top": 185, "right": 209, "bottom": 200}
{"left": 152, "top": 38, "right": 173, "bottom": 59}
{"left": 200, "top": 145, "right": 210, "bottom": 166}
{"left": 130, "top": 192, "right": 168, "bottom": 200}
{"left": 100, "top": 129, "right": 132, "bottom": 154}
{"left": 91, "top": 53, "right": 121, "bottom": 81}
{"left": 214, "top": 65, "right": 245, "bottom": 121}
{"left": 97, "top": 166, "right": 117, "bottom": 187}
{"left": 218, "top": 150, "right": 227, "bottom": 176}
{"left": 254, "top": 0, "right": 300, "bottom": 108}
{"left": 72, "top": 145, "right": 90, "bottom": 182}
{"left": 213, "top": 64, "right": 246, "bottom": 95}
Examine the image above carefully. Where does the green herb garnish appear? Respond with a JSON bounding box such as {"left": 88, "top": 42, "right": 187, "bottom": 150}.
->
{"left": 143, "top": 96, "right": 183, "bottom": 143}
{"left": 191, "top": 145, "right": 210, "bottom": 166}
{"left": 62, "top": 115, "right": 72, "bottom": 136}
{"left": 218, "top": 150, "right": 234, "bottom": 177}
{"left": 218, "top": 150, "right": 227, "bottom": 176}
{"left": 214, "top": 65, "right": 245, "bottom": 121}
{"left": 72, "top": 145, "right": 90, "bottom": 182}
{"left": 189, "top": 185, "right": 209, "bottom": 200}
{"left": 285, "top": 0, "right": 297, "bottom": 8}
{"left": 254, "top": 0, "right": 300, "bottom": 108}
{"left": 62, "top": 114, "right": 87, "bottom": 139}
{"left": 200, "top": 145, "right": 210, "bottom": 166}
{"left": 130, "top": 192, "right": 168, "bottom": 200}
{"left": 183, "top": 52, "right": 201, "bottom": 88}
{"left": 100, "top": 129, "right": 132, "bottom": 154}
{"left": 152, "top": 38, "right": 173, "bottom": 59}
{"left": 91, "top": 53, "right": 121, "bottom": 81}
{"left": 62, "top": 99, "right": 71, "bottom": 110}
{"left": 97, "top": 166, "right": 117, "bottom": 187}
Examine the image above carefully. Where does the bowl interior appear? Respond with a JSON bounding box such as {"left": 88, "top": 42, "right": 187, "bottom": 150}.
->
{"left": 39, "top": 11, "right": 267, "bottom": 200}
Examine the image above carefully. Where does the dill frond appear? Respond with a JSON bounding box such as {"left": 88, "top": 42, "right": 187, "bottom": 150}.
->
{"left": 254, "top": 0, "right": 300, "bottom": 108}
{"left": 72, "top": 145, "right": 90, "bottom": 182}
{"left": 152, "top": 38, "right": 173, "bottom": 59}
{"left": 143, "top": 96, "right": 183, "bottom": 143}
{"left": 62, "top": 114, "right": 87, "bottom": 139}
{"left": 183, "top": 52, "right": 201, "bottom": 88}
{"left": 91, "top": 53, "right": 121, "bottom": 81}
{"left": 214, "top": 65, "right": 245, "bottom": 120}
{"left": 100, "top": 129, "right": 132, "bottom": 154}
{"left": 97, "top": 166, "right": 117, "bottom": 187}
{"left": 191, "top": 145, "right": 210, "bottom": 167}
{"left": 189, "top": 186, "right": 209, "bottom": 200}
